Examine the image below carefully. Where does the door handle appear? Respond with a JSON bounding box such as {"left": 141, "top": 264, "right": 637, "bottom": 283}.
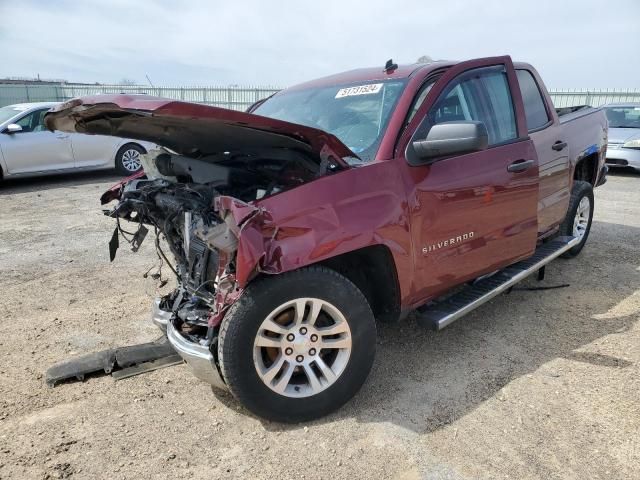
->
{"left": 507, "top": 159, "right": 534, "bottom": 173}
{"left": 55, "top": 132, "right": 69, "bottom": 139}
{"left": 552, "top": 141, "right": 567, "bottom": 151}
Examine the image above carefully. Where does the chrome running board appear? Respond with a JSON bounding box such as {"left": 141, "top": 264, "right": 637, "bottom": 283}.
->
{"left": 416, "top": 236, "right": 579, "bottom": 330}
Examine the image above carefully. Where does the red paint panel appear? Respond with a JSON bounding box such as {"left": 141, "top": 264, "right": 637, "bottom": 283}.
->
{"left": 234, "top": 162, "right": 413, "bottom": 298}
{"left": 228, "top": 56, "right": 541, "bottom": 310}
{"left": 399, "top": 140, "right": 539, "bottom": 306}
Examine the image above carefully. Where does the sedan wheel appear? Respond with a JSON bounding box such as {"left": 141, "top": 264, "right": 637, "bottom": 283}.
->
{"left": 121, "top": 149, "right": 141, "bottom": 172}
{"left": 115, "top": 144, "right": 144, "bottom": 174}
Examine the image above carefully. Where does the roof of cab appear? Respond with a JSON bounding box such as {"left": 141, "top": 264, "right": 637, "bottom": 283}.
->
{"left": 284, "top": 61, "right": 457, "bottom": 91}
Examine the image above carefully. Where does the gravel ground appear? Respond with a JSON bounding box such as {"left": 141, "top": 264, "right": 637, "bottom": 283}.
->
{"left": 0, "top": 170, "right": 638, "bottom": 480}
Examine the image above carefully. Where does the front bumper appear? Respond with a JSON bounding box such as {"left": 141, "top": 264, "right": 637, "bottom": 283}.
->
{"left": 154, "top": 298, "right": 228, "bottom": 391}
{"left": 606, "top": 146, "right": 640, "bottom": 170}
{"left": 151, "top": 297, "right": 172, "bottom": 331}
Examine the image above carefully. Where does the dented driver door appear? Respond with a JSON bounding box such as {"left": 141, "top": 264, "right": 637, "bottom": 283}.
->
{"left": 397, "top": 57, "right": 540, "bottom": 304}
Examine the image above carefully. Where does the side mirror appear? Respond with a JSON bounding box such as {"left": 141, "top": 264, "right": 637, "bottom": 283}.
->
{"left": 4, "top": 123, "right": 23, "bottom": 134}
{"left": 412, "top": 121, "right": 488, "bottom": 160}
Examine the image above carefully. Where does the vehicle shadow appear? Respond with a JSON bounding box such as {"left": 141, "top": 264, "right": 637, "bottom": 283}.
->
{"left": 239, "top": 219, "right": 639, "bottom": 432}
{"left": 0, "top": 170, "right": 123, "bottom": 196}
{"left": 606, "top": 167, "right": 640, "bottom": 178}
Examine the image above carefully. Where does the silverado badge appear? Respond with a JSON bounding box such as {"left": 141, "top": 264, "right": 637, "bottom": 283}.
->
{"left": 422, "top": 232, "right": 475, "bottom": 255}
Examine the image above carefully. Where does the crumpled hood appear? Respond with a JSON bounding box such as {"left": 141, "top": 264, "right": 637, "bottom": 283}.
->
{"left": 608, "top": 127, "right": 640, "bottom": 144}
{"left": 44, "top": 95, "right": 356, "bottom": 168}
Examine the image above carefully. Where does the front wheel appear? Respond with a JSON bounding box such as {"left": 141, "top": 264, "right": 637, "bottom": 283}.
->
{"left": 560, "top": 180, "right": 594, "bottom": 258}
{"left": 115, "top": 144, "right": 144, "bottom": 175}
{"left": 217, "top": 266, "right": 376, "bottom": 423}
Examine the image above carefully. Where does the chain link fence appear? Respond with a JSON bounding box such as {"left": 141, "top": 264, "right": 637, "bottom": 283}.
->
{"left": 1, "top": 83, "right": 639, "bottom": 110}
{"left": 549, "top": 88, "right": 640, "bottom": 108}
{"left": 0, "top": 84, "right": 281, "bottom": 111}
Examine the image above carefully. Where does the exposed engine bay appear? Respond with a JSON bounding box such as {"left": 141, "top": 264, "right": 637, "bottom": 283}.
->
{"left": 43, "top": 94, "right": 357, "bottom": 393}
{"left": 107, "top": 148, "right": 329, "bottom": 346}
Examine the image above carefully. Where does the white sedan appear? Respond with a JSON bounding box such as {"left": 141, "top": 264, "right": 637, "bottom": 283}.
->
{"left": 0, "top": 102, "right": 155, "bottom": 180}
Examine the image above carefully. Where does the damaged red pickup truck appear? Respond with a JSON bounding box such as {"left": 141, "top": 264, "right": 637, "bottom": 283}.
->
{"left": 45, "top": 56, "right": 607, "bottom": 422}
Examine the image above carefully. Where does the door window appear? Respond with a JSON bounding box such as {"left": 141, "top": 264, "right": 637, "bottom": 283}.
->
{"left": 516, "top": 70, "right": 550, "bottom": 131}
{"left": 406, "top": 79, "right": 437, "bottom": 125}
{"left": 421, "top": 66, "right": 518, "bottom": 146}
{"left": 15, "top": 109, "right": 48, "bottom": 133}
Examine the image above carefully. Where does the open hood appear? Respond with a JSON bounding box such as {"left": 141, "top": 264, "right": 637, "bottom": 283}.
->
{"left": 44, "top": 95, "right": 356, "bottom": 168}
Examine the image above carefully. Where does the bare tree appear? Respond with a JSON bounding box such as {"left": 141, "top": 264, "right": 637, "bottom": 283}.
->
{"left": 416, "top": 55, "right": 434, "bottom": 63}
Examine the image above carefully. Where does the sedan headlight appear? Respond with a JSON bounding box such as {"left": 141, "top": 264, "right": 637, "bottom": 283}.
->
{"left": 623, "top": 138, "right": 640, "bottom": 149}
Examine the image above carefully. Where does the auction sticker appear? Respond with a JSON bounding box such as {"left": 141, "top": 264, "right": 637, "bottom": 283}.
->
{"left": 335, "top": 83, "right": 383, "bottom": 98}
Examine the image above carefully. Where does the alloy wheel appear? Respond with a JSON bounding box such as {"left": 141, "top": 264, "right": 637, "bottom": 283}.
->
{"left": 252, "top": 298, "right": 352, "bottom": 398}
{"left": 121, "top": 148, "right": 142, "bottom": 172}
{"left": 572, "top": 196, "right": 591, "bottom": 240}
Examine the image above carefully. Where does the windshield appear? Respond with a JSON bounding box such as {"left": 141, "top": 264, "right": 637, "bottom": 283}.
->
{"left": 605, "top": 106, "right": 640, "bottom": 128}
{"left": 0, "top": 105, "right": 27, "bottom": 125}
{"left": 253, "top": 79, "right": 407, "bottom": 162}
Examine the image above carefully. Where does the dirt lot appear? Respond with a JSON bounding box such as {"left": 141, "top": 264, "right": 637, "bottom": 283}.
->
{"left": 0, "top": 170, "right": 638, "bottom": 480}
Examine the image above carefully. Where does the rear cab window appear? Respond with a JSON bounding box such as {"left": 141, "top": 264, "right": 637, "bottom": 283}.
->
{"left": 516, "top": 70, "right": 550, "bottom": 132}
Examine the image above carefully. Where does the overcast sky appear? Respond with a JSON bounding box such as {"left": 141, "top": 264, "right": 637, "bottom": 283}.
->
{"left": 1, "top": 0, "right": 638, "bottom": 88}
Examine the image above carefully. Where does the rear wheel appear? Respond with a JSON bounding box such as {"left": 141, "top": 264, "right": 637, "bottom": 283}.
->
{"left": 115, "top": 144, "right": 144, "bottom": 175}
{"left": 217, "top": 266, "right": 376, "bottom": 423}
{"left": 560, "top": 180, "right": 594, "bottom": 258}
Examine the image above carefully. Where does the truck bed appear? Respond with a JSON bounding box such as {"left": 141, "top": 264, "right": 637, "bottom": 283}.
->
{"left": 556, "top": 105, "right": 599, "bottom": 124}
{"left": 555, "top": 104, "right": 608, "bottom": 187}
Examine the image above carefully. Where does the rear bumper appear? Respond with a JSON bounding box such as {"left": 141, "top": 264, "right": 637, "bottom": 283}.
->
{"left": 606, "top": 147, "right": 640, "bottom": 170}
{"left": 154, "top": 298, "right": 228, "bottom": 391}
{"left": 596, "top": 165, "right": 608, "bottom": 187}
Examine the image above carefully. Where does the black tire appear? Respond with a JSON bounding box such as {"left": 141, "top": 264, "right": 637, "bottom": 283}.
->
{"left": 115, "top": 143, "right": 144, "bottom": 175}
{"left": 218, "top": 266, "right": 376, "bottom": 423}
{"left": 560, "top": 180, "right": 594, "bottom": 258}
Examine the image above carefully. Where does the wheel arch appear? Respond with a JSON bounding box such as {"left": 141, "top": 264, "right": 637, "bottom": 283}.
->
{"left": 111, "top": 140, "right": 149, "bottom": 166}
{"left": 113, "top": 141, "right": 147, "bottom": 172}
{"left": 316, "top": 244, "right": 401, "bottom": 323}
{"left": 213, "top": 160, "right": 412, "bottom": 318}
{"left": 242, "top": 244, "right": 402, "bottom": 324}
{"left": 573, "top": 150, "right": 599, "bottom": 186}
{"left": 115, "top": 140, "right": 148, "bottom": 159}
